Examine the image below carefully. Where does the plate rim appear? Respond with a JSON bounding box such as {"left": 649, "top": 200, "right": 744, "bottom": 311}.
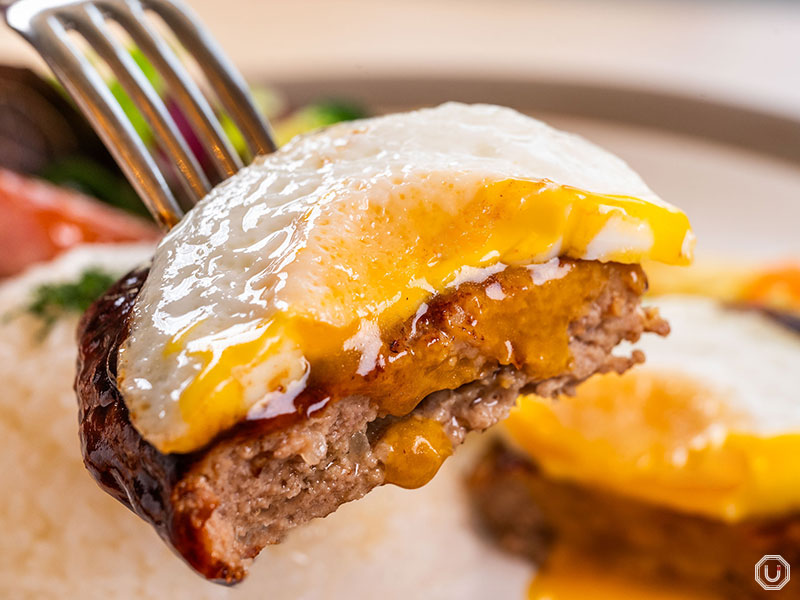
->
{"left": 268, "top": 75, "right": 800, "bottom": 167}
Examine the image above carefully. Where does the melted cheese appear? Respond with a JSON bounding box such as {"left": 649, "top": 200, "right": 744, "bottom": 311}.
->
{"left": 506, "top": 297, "right": 800, "bottom": 521}
{"left": 119, "top": 103, "right": 692, "bottom": 453}
{"left": 378, "top": 417, "right": 453, "bottom": 489}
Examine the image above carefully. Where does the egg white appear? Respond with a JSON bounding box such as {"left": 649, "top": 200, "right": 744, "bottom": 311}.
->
{"left": 637, "top": 295, "right": 800, "bottom": 434}
{"left": 120, "top": 102, "right": 677, "bottom": 449}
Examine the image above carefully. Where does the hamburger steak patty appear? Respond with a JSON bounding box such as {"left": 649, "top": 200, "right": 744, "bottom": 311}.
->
{"left": 76, "top": 260, "right": 666, "bottom": 584}
{"left": 468, "top": 443, "right": 800, "bottom": 599}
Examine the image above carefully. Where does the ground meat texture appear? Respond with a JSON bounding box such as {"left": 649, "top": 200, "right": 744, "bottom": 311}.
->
{"left": 467, "top": 442, "right": 800, "bottom": 600}
{"left": 76, "top": 259, "right": 665, "bottom": 584}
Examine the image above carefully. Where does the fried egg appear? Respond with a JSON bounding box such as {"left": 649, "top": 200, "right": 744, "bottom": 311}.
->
{"left": 506, "top": 294, "right": 800, "bottom": 522}
{"left": 118, "top": 102, "right": 692, "bottom": 453}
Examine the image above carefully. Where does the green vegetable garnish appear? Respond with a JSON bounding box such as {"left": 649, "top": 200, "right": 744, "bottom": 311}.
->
{"left": 308, "top": 99, "right": 368, "bottom": 124}
{"left": 273, "top": 98, "right": 369, "bottom": 146}
{"left": 24, "top": 268, "right": 117, "bottom": 335}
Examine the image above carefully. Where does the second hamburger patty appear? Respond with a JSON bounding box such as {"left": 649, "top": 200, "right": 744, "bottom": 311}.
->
{"left": 76, "top": 259, "right": 665, "bottom": 583}
{"left": 468, "top": 442, "right": 800, "bottom": 599}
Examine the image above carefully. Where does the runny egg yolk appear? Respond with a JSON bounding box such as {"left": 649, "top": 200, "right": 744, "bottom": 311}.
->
{"left": 156, "top": 179, "right": 691, "bottom": 453}
{"left": 505, "top": 369, "right": 800, "bottom": 521}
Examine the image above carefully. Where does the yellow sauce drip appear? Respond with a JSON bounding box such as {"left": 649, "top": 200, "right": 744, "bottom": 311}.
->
{"left": 528, "top": 545, "right": 721, "bottom": 600}
{"left": 378, "top": 417, "right": 453, "bottom": 488}
{"left": 505, "top": 370, "right": 800, "bottom": 521}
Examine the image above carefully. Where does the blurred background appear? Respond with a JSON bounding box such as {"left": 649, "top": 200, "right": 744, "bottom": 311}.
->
{"left": 3, "top": 0, "right": 800, "bottom": 116}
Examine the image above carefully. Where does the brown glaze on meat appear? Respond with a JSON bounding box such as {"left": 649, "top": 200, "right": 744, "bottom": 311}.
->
{"left": 75, "top": 268, "right": 191, "bottom": 566}
{"left": 76, "top": 259, "right": 664, "bottom": 584}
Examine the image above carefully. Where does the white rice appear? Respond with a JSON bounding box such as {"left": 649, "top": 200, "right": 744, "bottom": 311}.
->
{"left": 0, "top": 244, "right": 528, "bottom": 599}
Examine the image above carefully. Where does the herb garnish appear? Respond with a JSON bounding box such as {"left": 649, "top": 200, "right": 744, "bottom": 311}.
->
{"left": 24, "top": 268, "right": 117, "bottom": 334}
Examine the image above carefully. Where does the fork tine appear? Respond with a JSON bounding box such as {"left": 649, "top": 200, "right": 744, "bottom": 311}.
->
{"left": 28, "top": 13, "right": 183, "bottom": 228}
{"left": 4, "top": 0, "right": 275, "bottom": 230}
{"left": 73, "top": 3, "right": 211, "bottom": 205}
{"left": 143, "top": 0, "right": 277, "bottom": 158}
{"left": 97, "top": 0, "right": 244, "bottom": 181}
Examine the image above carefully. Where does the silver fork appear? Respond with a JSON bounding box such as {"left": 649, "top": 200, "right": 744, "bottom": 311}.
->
{"left": 4, "top": 0, "right": 276, "bottom": 229}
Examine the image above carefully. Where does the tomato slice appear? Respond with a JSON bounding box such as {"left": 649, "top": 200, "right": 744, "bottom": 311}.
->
{"left": 0, "top": 168, "right": 159, "bottom": 277}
